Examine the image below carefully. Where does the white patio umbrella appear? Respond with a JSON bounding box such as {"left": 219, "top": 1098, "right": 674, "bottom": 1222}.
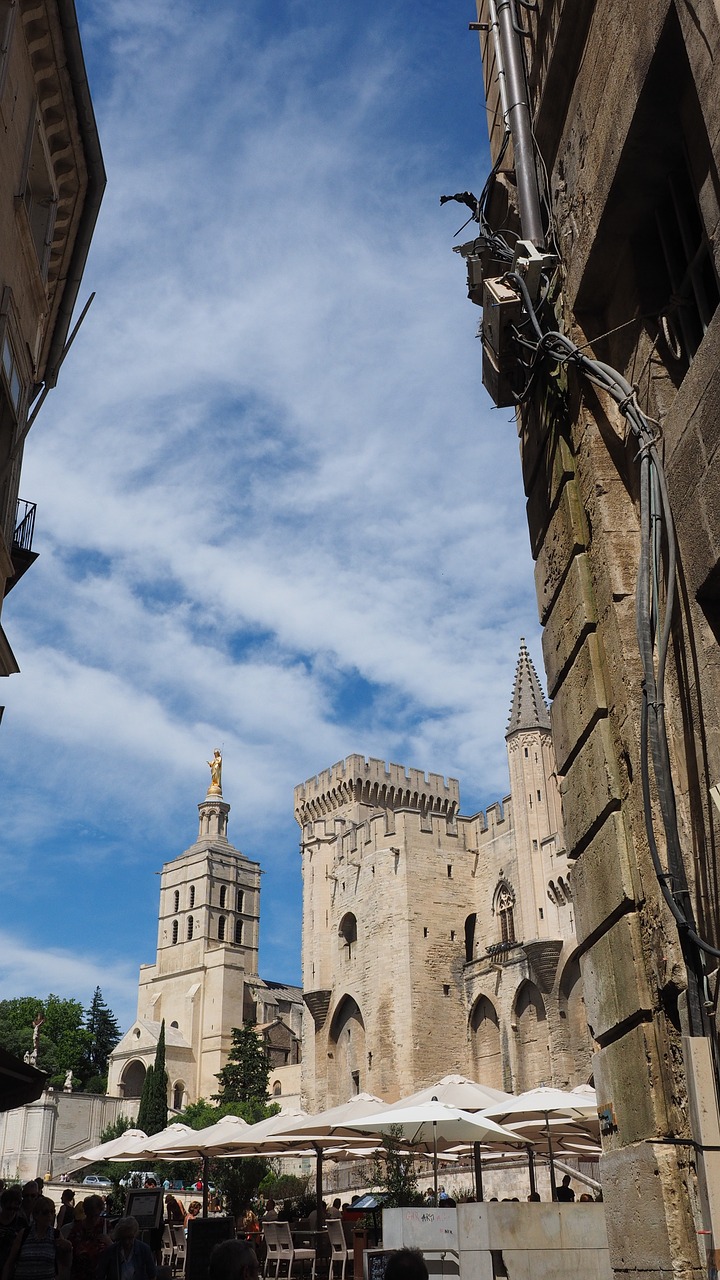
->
{"left": 387, "top": 1075, "right": 511, "bottom": 1199}
{"left": 389, "top": 1074, "right": 510, "bottom": 1112}
{"left": 150, "top": 1114, "right": 251, "bottom": 1156}
{"left": 482, "top": 1086, "right": 599, "bottom": 1197}
{"left": 69, "top": 1128, "right": 149, "bottom": 1166}
{"left": 345, "top": 1098, "right": 526, "bottom": 1205}
{"left": 234, "top": 1094, "right": 390, "bottom": 1218}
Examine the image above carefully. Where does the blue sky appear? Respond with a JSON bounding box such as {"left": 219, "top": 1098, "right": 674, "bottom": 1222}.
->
{"left": 0, "top": 0, "right": 544, "bottom": 1033}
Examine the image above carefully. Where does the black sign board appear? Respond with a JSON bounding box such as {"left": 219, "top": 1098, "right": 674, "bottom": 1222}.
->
{"left": 124, "top": 1189, "right": 163, "bottom": 1231}
{"left": 185, "top": 1217, "right": 236, "bottom": 1280}
{"left": 364, "top": 1249, "right": 395, "bottom": 1280}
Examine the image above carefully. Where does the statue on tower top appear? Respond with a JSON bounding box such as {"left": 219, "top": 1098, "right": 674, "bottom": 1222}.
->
{"left": 207, "top": 748, "right": 223, "bottom": 795}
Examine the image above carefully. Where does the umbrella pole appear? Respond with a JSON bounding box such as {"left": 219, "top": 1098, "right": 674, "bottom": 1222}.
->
{"left": 433, "top": 1122, "right": 438, "bottom": 1206}
{"left": 315, "top": 1143, "right": 324, "bottom": 1226}
{"left": 527, "top": 1146, "right": 536, "bottom": 1197}
{"left": 202, "top": 1155, "right": 209, "bottom": 1218}
{"left": 545, "top": 1115, "right": 557, "bottom": 1200}
{"left": 472, "top": 1142, "right": 484, "bottom": 1202}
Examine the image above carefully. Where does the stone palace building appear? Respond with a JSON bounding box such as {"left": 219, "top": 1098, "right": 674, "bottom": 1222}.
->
{"left": 297, "top": 640, "right": 591, "bottom": 1111}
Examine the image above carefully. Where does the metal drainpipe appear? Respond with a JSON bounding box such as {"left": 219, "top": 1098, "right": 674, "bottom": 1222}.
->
{"left": 494, "top": 0, "right": 544, "bottom": 246}
{"left": 486, "top": 0, "right": 510, "bottom": 126}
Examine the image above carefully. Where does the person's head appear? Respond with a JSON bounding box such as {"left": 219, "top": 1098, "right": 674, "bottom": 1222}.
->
{"left": 208, "top": 1240, "right": 259, "bottom": 1280}
{"left": 561, "top": 1175, "right": 571, "bottom": 1187}
{"left": 22, "top": 1182, "right": 40, "bottom": 1203}
{"left": 61, "top": 1189, "right": 75, "bottom": 1205}
{"left": 527, "top": 1193, "right": 541, "bottom": 1202}
{"left": 32, "top": 1198, "right": 56, "bottom": 1227}
{"left": 187, "top": 1202, "right": 202, "bottom": 1218}
{"left": 113, "top": 1218, "right": 139, "bottom": 1247}
{"left": 384, "top": 1250, "right": 429, "bottom": 1280}
{"left": 83, "top": 1195, "right": 104, "bottom": 1221}
{"left": 266, "top": 1199, "right": 275, "bottom": 1211}
{"left": 332, "top": 1200, "right": 341, "bottom": 1210}
{"left": 1, "top": 1187, "right": 22, "bottom": 1212}
{"left": 579, "top": 1193, "right": 593, "bottom": 1202}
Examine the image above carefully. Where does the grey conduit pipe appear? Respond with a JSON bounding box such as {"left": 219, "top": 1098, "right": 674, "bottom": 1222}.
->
{"left": 494, "top": 0, "right": 544, "bottom": 245}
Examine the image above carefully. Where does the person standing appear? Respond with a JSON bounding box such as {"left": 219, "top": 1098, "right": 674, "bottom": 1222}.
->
{"left": 2, "top": 1197, "right": 72, "bottom": 1280}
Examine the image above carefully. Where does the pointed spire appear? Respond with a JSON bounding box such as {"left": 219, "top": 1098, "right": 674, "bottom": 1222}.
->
{"left": 506, "top": 638, "right": 551, "bottom": 736}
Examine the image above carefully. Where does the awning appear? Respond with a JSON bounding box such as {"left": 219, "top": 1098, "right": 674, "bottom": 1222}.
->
{"left": 0, "top": 1046, "right": 47, "bottom": 1111}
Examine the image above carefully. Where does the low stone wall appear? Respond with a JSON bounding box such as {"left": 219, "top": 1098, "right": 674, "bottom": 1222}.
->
{"left": 383, "top": 1202, "right": 612, "bottom": 1280}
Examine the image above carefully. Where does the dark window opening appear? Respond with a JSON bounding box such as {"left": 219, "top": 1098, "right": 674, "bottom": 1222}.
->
{"left": 187, "top": 915, "right": 194, "bottom": 941}
{"left": 219, "top": 885, "right": 227, "bottom": 909}
{"left": 218, "top": 915, "right": 226, "bottom": 941}
{"left": 235, "top": 919, "right": 243, "bottom": 945}
{"left": 171, "top": 920, "right": 178, "bottom": 945}
{"left": 465, "top": 913, "right": 477, "bottom": 963}
{"left": 189, "top": 885, "right": 195, "bottom": 909}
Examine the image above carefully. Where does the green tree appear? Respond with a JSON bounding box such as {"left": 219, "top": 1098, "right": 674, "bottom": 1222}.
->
{"left": 83, "top": 988, "right": 121, "bottom": 1085}
{"left": 136, "top": 1021, "right": 168, "bottom": 1135}
{"left": 0, "top": 995, "right": 91, "bottom": 1089}
{"left": 214, "top": 1020, "right": 269, "bottom": 1110}
{"left": 371, "top": 1126, "right": 422, "bottom": 1207}
{"left": 172, "top": 1091, "right": 281, "bottom": 1216}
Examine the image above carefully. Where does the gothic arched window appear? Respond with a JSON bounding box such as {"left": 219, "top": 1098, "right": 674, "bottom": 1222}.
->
{"left": 189, "top": 885, "right": 196, "bottom": 909}
{"left": 172, "top": 920, "right": 178, "bottom": 945}
{"left": 495, "top": 884, "right": 516, "bottom": 945}
{"left": 187, "top": 915, "right": 194, "bottom": 941}
{"left": 173, "top": 890, "right": 179, "bottom": 913}
{"left": 219, "top": 885, "right": 227, "bottom": 909}
{"left": 218, "top": 915, "right": 226, "bottom": 941}
{"left": 235, "top": 919, "right": 243, "bottom": 945}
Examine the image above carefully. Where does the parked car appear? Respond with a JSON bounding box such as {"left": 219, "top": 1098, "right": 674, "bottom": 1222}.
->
{"left": 82, "top": 1175, "right": 113, "bottom": 1188}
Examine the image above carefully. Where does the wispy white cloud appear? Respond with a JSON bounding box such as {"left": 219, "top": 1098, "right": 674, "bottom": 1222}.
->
{"left": 1, "top": 0, "right": 544, "bottom": 1018}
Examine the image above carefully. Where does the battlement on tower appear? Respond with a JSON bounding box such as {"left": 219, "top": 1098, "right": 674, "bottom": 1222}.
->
{"left": 294, "top": 754, "right": 460, "bottom": 824}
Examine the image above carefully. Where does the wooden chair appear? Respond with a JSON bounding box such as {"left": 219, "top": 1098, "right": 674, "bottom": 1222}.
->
{"left": 264, "top": 1222, "right": 281, "bottom": 1279}
{"left": 275, "top": 1221, "right": 316, "bottom": 1280}
{"left": 326, "top": 1218, "right": 353, "bottom": 1280}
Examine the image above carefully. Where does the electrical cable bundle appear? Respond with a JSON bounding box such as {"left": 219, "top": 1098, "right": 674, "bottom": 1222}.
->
{"left": 504, "top": 270, "right": 720, "bottom": 965}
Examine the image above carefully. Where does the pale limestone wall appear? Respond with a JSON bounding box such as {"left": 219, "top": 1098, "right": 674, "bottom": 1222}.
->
{"left": 298, "top": 741, "right": 587, "bottom": 1111}
{"left": 0, "top": 1091, "right": 134, "bottom": 1182}
{"left": 383, "top": 1203, "right": 612, "bottom": 1280}
{"left": 108, "top": 794, "right": 262, "bottom": 1105}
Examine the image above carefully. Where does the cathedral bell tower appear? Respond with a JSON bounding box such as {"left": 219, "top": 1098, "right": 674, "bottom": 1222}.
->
{"left": 107, "top": 755, "right": 262, "bottom": 1108}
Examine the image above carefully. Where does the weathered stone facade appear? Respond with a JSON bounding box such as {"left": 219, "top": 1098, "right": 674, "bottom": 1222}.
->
{"left": 470, "top": 2, "right": 720, "bottom": 1275}
{"left": 108, "top": 775, "right": 303, "bottom": 1110}
{"left": 297, "top": 643, "right": 591, "bottom": 1111}
{"left": 0, "top": 0, "right": 104, "bottom": 673}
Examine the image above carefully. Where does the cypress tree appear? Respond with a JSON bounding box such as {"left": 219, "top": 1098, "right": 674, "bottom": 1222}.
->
{"left": 136, "top": 1020, "right": 168, "bottom": 1135}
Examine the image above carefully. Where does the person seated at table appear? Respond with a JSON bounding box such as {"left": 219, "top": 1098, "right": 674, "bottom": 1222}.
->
{"left": 208, "top": 1241, "right": 259, "bottom": 1280}
{"left": 305, "top": 1202, "right": 325, "bottom": 1229}
{"left": 185, "top": 1201, "right": 202, "bottom": 1234}
{"left": 96, "top": 1218, "right": 156, "bottom": 1280}
{"left": 261, "top": 1199, "right": 278, "bottom": 1222}
{"left": 240, "top": 1208, "right": 259, "bottom": 1236}
{"left": 165, "top": 1195, "right": 186, "bottom": 1227}
{"left": 326, "top": 1199, "right": 342, "bottom": 1220}
{"left": 385, "top": 1250, "right": 429, "bottom": 1280}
